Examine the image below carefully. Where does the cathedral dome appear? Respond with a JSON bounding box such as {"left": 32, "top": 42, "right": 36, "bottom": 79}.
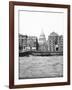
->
{"left": 39, "top": 30, "right": 46, "bottom": 44}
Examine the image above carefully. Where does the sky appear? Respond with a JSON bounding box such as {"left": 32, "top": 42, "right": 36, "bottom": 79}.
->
{"left": 19, "top": 8, "right": 66, "bottom": 40}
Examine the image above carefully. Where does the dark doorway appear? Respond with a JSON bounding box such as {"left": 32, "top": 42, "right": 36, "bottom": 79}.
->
{"left": 56, "top": 47, "right": 58, "bottom": 51}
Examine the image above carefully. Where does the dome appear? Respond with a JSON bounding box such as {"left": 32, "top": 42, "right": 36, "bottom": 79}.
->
{"left": 39, "top": 30, "right": 46, "bottom": 44}
{"left": 39, "top": 30, "right": 46, "bottom": 38}
{"left": 49, "top": 32, "right": 58, "bottom": 36}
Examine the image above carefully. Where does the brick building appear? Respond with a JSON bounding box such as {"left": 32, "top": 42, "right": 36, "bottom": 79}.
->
{"left": 59, "top": 35, "right": 63, "bottom": 52}
{"left": 19, "top": 34, "right": 38, "bottom": 52}
{"left": 27, "top": 36, "right": 38, "bottom": 51}
{"left": 19, "top": 32, "right": 63, "bottom": 53}
{"left": 47, "top": 32, "right": 63, "bottom": 52}
{"left": 19, "top": 34, "right": 27, "bottom": 52}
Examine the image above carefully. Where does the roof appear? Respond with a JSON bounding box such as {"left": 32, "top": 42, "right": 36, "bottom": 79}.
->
{"left": 49, "top": 32, "right": 58, "bottom": 36}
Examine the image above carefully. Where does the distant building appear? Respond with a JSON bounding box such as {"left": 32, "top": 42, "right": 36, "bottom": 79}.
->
{"left": 38, "top": 30, "right": 48, "bottom": 52}
{"left": 38, "top": 30, "right": 46, "bottom": 45}
{"left": 19, "top": 31, "right": 63, "bottom": 53}
{"left": 19, "top": 34, "right": 28, "bottom": 52}
{"left": 48, "top": 32, "right": 59, "bottom": 52}
{"left": 19, "top": 34, "right": 23, "bottom": 50}
{"left": 59, "top": 35, "right": 63, "bottom": 52}
{"left": 27, "top": 36, "right": 38, "bottom": 51}
{"left": 48, "top": 32, "right": 63, "bottom": 52}
{"left": 19, "top": 34, "right": 39, "bottom": 52}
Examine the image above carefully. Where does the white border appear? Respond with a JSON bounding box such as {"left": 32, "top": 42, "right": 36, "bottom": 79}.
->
{"left": 14, "top": 6, "right": 67, "bottom": 85}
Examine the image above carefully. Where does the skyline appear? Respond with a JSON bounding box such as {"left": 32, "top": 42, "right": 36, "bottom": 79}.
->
{"left": 19, "top": 10, "right": 64, "bottom": 39}
{"left": 19, "top": 30, "right": 63, "bottom": 41}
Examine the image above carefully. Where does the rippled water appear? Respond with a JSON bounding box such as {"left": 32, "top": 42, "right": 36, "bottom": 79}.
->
{"left": 19, "top": 56, "right": 63, "bottom": 79}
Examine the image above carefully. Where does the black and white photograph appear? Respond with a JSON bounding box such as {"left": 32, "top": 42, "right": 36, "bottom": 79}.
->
{"left": 19, "top": 23, "right": 63, "bottom": 79}
{"left": 18, "top": 6, "right": 64, "bottom": 79}
{"left": 19, "top": 31, "right": 63, "bottom": 79}
{"left": 9, "top": 1, "right": 70, "bottom": 88}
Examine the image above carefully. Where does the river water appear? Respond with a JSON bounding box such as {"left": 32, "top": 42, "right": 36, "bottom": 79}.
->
{"left": 19, "top": 56, "right": 63, "bottom": 79}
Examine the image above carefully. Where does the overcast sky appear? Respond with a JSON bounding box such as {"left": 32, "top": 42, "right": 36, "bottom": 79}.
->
{"left": 19, "top": 10, "right": 65, "bottom": 40}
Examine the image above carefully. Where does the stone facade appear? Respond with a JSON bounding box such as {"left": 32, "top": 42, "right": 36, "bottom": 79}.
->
{"left": 48, "top": 32, "right": 63, "bottom": 52}
{"left": 19, "top": 31, "right": 63, "bottom": 52}
{"left": 27, "top": 36, "right": 38, "bottom": 51}
{"left": 38, "top": 30, "right": 46, "bottom": 45}
{"left": 19, "top": 34, "right": 38, "bottom": 52}
{"left": 59, "top": 35, "right": 63, "bottom": 52}
{"left": 38, "top": 42, "right": 48, "bottom": 52}
{"left": 19, "top": 34, "right": 28, "bottom": 52}
{"left": 38, "top": 30, "right": 48, "bottom": 52}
